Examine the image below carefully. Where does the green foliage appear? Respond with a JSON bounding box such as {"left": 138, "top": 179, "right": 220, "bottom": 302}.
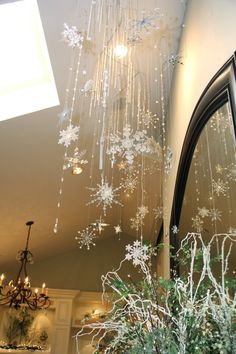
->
{"left": 5, "top": 307, "right": 33, "bottom": 345}
{"left": 78, "top": 234, "right": 236, "bottom": 354}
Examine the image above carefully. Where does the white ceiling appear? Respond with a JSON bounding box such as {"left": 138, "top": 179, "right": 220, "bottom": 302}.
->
{"left": 0, "top": 0, "right": 187, "bottom": 268}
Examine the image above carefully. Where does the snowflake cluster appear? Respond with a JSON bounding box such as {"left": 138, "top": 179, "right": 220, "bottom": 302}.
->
{"left": 63, "top": 148, "right": 88, "bottom": 171}
{"left": 107, "top": 124, "right": 154, "bottom": 166}
{"left": 58, "top": 124, "right": 80, "bottom": 148}
{"left": 130, "top": 205, "right": 149, "bottom": 231}
{"left": 192, "top": 215, "right": 204, "bottom": 232}
{"left": 192, "top": 207, "right": 223, "bottom": 232}
{"left": 62, "top": 23, "right": 84, "bottom": 48}
{"left": 88, "top": 177, "right": 122, "bottom": 215}
{"left": 75, "top": 227, "right": 96, "bottom": 250}
{"left": 125, "top": 240, "right": 150, "bottom": 267}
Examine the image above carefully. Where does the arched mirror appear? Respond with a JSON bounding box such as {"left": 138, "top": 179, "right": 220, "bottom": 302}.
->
{"left": 170, "top": 53, "right": 236, "bottom": 274}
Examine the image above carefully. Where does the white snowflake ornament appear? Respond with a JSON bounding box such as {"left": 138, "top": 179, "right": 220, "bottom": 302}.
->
{"left": 212, "top": 178, "right": 228, "bottom": 196}
{"left": 107, "top": 124, "right": 153, "bottom": 166}
{"left": 125, "top": 240, "right": 150, "bottom": 267}
{"left": 114, "top": 225, "right": 122, "bottom": 234}
{"left": 75, "top": 227, "right": 96, "bottom": 250}
{"left": 198, "top": 207, "right": 210, "bottom": 218}
{"left": 88, "top": 177, "right": 122, "bottom": 215}
{"left": 58, "top": 124, "right": 80, "bottom": 148}
{"left": 62, "top": 23, "right": 84, "bottom": 48}
{"left": 171, "top": 225, "right": 179, "bottom": 234}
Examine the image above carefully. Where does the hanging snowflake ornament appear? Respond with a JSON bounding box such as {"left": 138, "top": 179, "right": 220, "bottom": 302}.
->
{"left": 58, "top": 124, "right": 80, "bottom": 148}
{"left": 107, "top": 124, "right": 153, "bottom": 166}
{"left": 138, "top": 109, "right": 159, "bottom": 128}
{"left": 191, "top": 215, "right": 204, "bottom": 232}
{"left": 212, "top": 178, "right": 229, "bottom": 196}
{"left": 63, "top": 148, "right": 88, "bottom": 173}
{"left": 164, "top": 146, "right": 173, "bottom": 175}
{"left": 121, "top": 173, "right": 138, "bottom": 195}
{"left": 215, "top": 163, "right": 224, "bottom": 174}
{"left": 153, "top": 206, "right": 165, "bottom": 220}
{"left": 125, "top": 240, "right": 150, "bottom": 267}
{"left": 130, "top": 205, "right": 149, "bottom": 231}
{"left": 129, "top": 8, "right": 160, "bottom": 36}
{"left": 88, "top": 177, "right": 122, "bottom": 215}
{"left": 90, "top": 217, "right": 109, "bottom": 235}
{"left": 62, "top": 23, "right": 84, "bottom": 48}
{"left": 75, "top": 227, "right": 96, "bottom": 250}
{"left": 167, "top": 53, "right": 184, "bottom": 66}
{"left": 171, "top": 225, "right": 179, "bottom": 234}
{"left": 209, "top": 208, "right": 222, "bottom": 222}
{"left": 198, "top": 206, "right": 210, "bottom": 218}
{"left": 114, "top": 225, "right": 122, "bottom": 235}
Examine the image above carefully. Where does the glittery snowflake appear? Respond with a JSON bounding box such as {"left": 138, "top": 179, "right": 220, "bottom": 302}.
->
{"left": 226, "top": 162, "right": 236, "bottom": 182}
{"left": 90, "top": 217, "right": 109, "bottom": 235}
{"left": 125, "top": 240, "right": 150, "bottom": 267}
{"left": 212, "top": 178, "right": 228, "bottom": 196}
{"left": 75, "top": 227, "right": 96, "bottom": 250}
{"left": 209, "top": 208, "right": 222, "bottom": 222}
{"left": 215, "top": 163, "right": 224, "bottom": 174}
{"left": 191, "top": 215, "right": 204, "bottom": 232}
{"left": 58, "top": 124, "right": 80, "bottom": 148}
{"left": 130, "top": 8, "right": 160, "bottom": 35}
{"left": 198, "top": 207, "right": 210, "bottom": 218}
{"left": 114, "top": 225, "right": 122, "bottom": 235}
{"left": 88, "top": 177, "right": 122, "bottom": 215}
{"left": 62, "top": 23, "right": 84, "bottom": 48}
{"left": 171, "top": 225, "right": 179, "bottom": 234}
{"left": 107, "top": 124, "right": 153, "bottom": 166}
{"left": 164, "top": 146, "right": 173, "bottom": 175}
{"left": 130, "top": 205, "right": 149, "bottom": 231}
{"left": 153, "top": 206, "right": 165, "bottom": 220}
{"left": 121, "top": 174, "right": 138, "bottom": 195}
{"left": 63, "top": 148, "right": 88, "bottom": 171}
{"left": 138, "top": 109, "right": 159, "bottom": 128}
{"left": 167, "top": 53, "right": 183, "bottom": 66}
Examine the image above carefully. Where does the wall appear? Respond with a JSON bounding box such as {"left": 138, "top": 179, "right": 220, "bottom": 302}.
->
{"left": 163, "top": 0, "right": 236, "bottom": 277}
{"left": 3, "top": 233, "right": 146, "bottom": 292}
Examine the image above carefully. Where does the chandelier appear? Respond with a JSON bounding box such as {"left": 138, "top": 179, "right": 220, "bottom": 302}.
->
{"left": 0, "top": 221, "right": 50, "bottom": 310}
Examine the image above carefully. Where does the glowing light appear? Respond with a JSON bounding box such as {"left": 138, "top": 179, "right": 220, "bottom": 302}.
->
{"left": 0, "top": 0, "right": 59, "bottom": 121}
{"left": 114, "top": 44, "right": 128, "bottom": 59}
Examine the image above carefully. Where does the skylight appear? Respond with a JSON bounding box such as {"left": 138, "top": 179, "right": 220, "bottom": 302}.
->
{"left": 0, "top": 0, "right": 59, "bottom": 121}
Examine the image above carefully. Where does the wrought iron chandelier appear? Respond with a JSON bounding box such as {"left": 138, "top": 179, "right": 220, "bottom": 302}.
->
{"left": 0, "top": 221, "right": 50, "bottom": 310}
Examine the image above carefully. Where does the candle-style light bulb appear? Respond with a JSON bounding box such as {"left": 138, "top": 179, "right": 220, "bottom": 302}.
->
{"left": 0, "top": 274, "right": 4, "bottom": 286}
{"left": 42, "top": 283, "right": 46, "bottom": 294}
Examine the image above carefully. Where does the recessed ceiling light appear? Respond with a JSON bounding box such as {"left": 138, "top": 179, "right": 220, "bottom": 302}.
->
{"left": 114, "top": 44, "right": 128, "bottom": 59}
